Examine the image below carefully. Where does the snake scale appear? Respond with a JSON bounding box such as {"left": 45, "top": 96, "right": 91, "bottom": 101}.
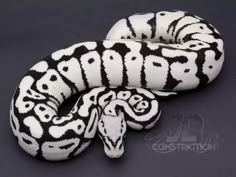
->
{"left": 10, "top": 10, "right": 224, "bottom": 160}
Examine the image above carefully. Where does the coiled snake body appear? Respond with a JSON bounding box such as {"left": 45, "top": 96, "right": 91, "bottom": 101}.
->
{"left": 10, "top": 10, "right": 224, "bottom": 160}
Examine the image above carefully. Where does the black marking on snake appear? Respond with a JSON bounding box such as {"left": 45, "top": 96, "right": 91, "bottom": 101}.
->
{"left": 88, "top": 113, "right": 97, "bottom": 133}
{"left": 39, "top": 106, "right": 45, "bottom": 111}
{"left": 159, "top": 36, "right": 165, "bottom": 43}
{"left": 131, "top": 56, "right": 136, "bottom": 60}
{"left": 110, "top": 43, "right": 131, "bottom": 86}
{"left": 195, "top": 49, "right": 209, "bottom": 88}
{"left": 59, "top": 73, "right": 78, "bottom": 95}
{"left": 147, "top": 13, "right": 156, "bottom": 39}
{"left": 60, "top": 143, "right": 75, "bottom": 150}
{"left": 90, "top": 96, "right": 95, "bottom": 102}
{"left": 22, "top": 138, "right": 32, "bottom": 145}
{"left": 164, "top": 67, "right": 182, "bottom": 90}
{"left": 10, "top": 116, "right": 16, "bottom": 130}
{"left": 88, "top": 58, "right": 95, "bottom": 64}
{"left": 211, "top": 42, "right": 223, "bottom": 60}
{"left": 104, "top": 94, "right": 113, "bottom": 102}
{"left": 184, "top": 69, "right": 190, "bottom": 73}
{"left": 63, "top": 67, "right": 68, "bottom": 72}
{"left": 167, "top": 16, "right": 183, "bottom": 36}
{"left": 126, "top": 18, "right": 136, "bottom": 37}
{"left": 50, "top": 75, "right": 57, "bottom": 81}
{"left": 142, "top": 33, "right": 147, "bottom": 39}
{"left": 75, "top": 47, "right": 90, "bottom": 89}
{"left": 153, "top": 62, "right": 162, "bottom": 67}
{"left": 98, "top": 41, "right": 109, "bottom": 86}
{"left": 174, "top": 22, "right": 199, "bottom": 43}
{"left": 182, "top": 32, "right": 200, "bottom": 43}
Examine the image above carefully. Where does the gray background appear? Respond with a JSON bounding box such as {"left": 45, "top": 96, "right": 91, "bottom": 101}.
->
{"left": 0, "top": 0, "right": 235, "bottom": 177}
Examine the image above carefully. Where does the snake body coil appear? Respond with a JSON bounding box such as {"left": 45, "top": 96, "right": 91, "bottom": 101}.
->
{"left": 10, "top": 11, "right": 224, "bottom": 160}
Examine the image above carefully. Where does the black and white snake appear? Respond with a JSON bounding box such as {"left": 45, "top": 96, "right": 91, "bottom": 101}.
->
{"left": 10, "top": 10, "right": 224, "bottom": 160}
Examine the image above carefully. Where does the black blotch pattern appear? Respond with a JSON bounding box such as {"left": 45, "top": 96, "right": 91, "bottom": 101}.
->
{"left": 126, "top": 18, "right": 136, "bottom": 37}
{"left": 59, "top": 143, "right": 74, "bottom": 150}
{"left": 63, "top": 66, "right": 68, "bottom": 72}
{"left": 167, "top": 13, "right": 189, "bottom": 37}
{"left": 211, "top": 42, "right": 222, "bottom": 60}
{"left": 50, "top": 75, "right": 57, "bottom": 81}
{"left": 142, "top": 33, "right": 147, "bottom": 39}
{"left": 195, "top": 50, "right": 209, "bottom": 88}
{"left": 174, "top": 22, "right": 197, "bottom": 42}
{"left": 190, "top": 44, "right": 196, "bottom": 48}
{"left": 153, "top": 62, "right": 162, "bottom": 67}
{"left": 88, "top": 113, "right": 97, "bottom": 132}
{"left": 164, "top": 73, "right": 182, "bottom": 91}
{"left": 104, "top": 94, "right": 113, "bottom": 102}
{"left": 111, "top": 43, "right": 131, "bottom": 56}
{"left": 90, "top": 96, "right": 95, "bottom": 102}
{"left": 110, "top": 43, "right": 131, "bottom": 86}
{"left": 39, "top": 106, "right": 45, "bottom": 111}
{"left": 134, "top": 96, "right": 139, "bottom": 100}
{"left": 11, "top": 117, "right": 16, "bottom": 130}
{"left": 88, "top": 58, "right": 95, "bottom": 64}
{"left": 95, "top": 42, "right": 109, "bottom": 86}
{"left": 167, "top": 55, "right": 188, "bottom": 64}
{"left": 42, "top": 84, "right": 48, "bottom": 90}
{"left": 22, "top": 138, "right": 32, "bottom": 145}
{"left": 159, "top": 36, "right": 166, "bottom": 43}
{"left": 61, "top": 93, "right": 66, "bottom": 101}
{"left": 141, "top": 63, "right": 147, "bottom": 87}
{"left": 184, "top": 69, "right": 190, "bottom": 73}
{"left": 147, "top": 14, "right": 156, "bottom": 39}
{"left": 74, "top": 45, "right": 96, "bottom": 89}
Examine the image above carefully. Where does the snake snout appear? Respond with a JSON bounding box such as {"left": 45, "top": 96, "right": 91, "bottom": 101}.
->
{"left": 104, "top": 142, "right": 124, "bottom": 158}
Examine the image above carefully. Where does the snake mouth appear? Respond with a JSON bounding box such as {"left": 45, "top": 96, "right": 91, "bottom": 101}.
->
{"left": 105, "top": 149, "right": 124, "bottom": 158}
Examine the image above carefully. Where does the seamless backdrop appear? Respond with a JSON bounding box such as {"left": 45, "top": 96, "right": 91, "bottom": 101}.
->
{"left": 0, "top": 0, "right": 235, "bottom": 177}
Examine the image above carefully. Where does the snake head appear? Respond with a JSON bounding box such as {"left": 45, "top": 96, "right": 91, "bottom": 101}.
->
{"left": 98, "top": 110, "right": 127, "bottom": 158}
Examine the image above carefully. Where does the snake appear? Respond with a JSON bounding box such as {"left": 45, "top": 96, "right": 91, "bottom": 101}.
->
{"left": 10, "top": 10, "right": 224, "bottom": 161}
